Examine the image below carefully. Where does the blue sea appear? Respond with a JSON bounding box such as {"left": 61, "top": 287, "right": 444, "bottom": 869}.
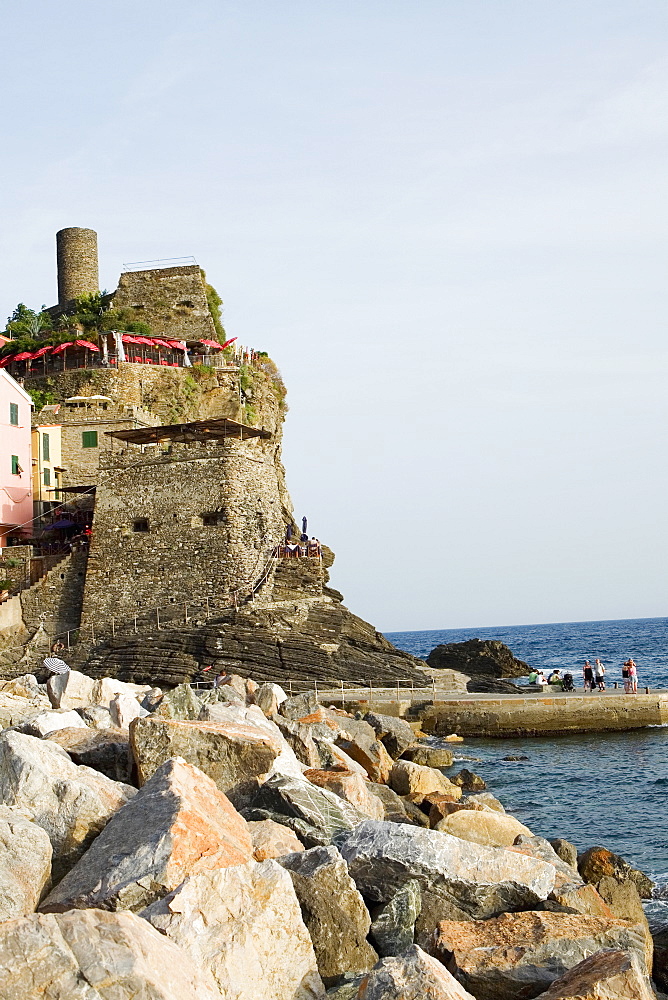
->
{"left": 386, "top": 617, "right": 668, "bottom": 917}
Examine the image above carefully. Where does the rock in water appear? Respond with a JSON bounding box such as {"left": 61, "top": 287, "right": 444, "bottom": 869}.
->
{"left": 130, "top": 714, "right": 279, "bottom": 804}
{"left": 426, "top": 638, "right": 530, "bottom": 678}
{"left": 0, "top": 730, "right": 135, "bottom": 880}
{"left": 401, "top": 744, "right": 455, "bottom": 768}
{"left": 370, "top": 879, "right": 422, "bottom": 957}
{"left": 143, "top": 859, "right": 325, "bottom": 999}
{"left": 0, "top": 806, "right": 52, "bottom": 919}
{"left": 435, "top": 809, "right": 533, "bottom": 847}
{"left": 0, "top": 908, "right": 219, "bottom": 999}
{"left": 450, "top": 768, "right": 486, "bottom": 791}
{"left": 390, "top": 759, "right": 462, "bottom": 799}
{"left": 248, "top": 819, "right": 304, "bottom": 861}
{"left": 335, "top": 821, "right": 555, "bottom": 936}
{"left": 278, "top": 846, "right": 377, "bottom": 985}
{"left": 534, "top": 949, "right": 655, "bottom": 1000}
{"left": 355, "top": 945, "right": 476, "bottom": 999}
{"left": 578, "top": 846, "right": 654, "bottom": 899}
{"left": 432, "top": 910, "right": 650, "bottom": 999}
{"left": 40, "top": 757, "right": 253, "bottom": 913}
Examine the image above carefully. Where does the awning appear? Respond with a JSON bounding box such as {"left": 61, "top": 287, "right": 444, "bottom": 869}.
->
{"left": 151, "top": 339, "right": 173, "bottom": 349}
{"left": 75, "top": 340, "right": 99, "bottom": 351}
{"left": 165, "top": 340, "right": 186, "bottom": 350}
{"left": 43, "top": 519, "right": 77, "bottom": 531}
{"left": 106, "top": 416, "right": 271, "bottom": 444}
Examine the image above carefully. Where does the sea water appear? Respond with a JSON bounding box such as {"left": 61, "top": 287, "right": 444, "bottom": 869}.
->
{"left": 386, "top": 617, "right": 668, "bottom": 916}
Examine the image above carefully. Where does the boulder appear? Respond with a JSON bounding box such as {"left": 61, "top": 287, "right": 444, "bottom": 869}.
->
{"left": 335, "top": 821, "right": 555, "bottom": 936}
{"left": 0, "top": 730, "right": 135, "bottom": 880}
{"left": 22, "top": 709, "right": 88, "bottom": 737}
{"left": 40, "top": 757, "right": 253, "bottom": 913}
{"left": 0, "top": 674, "right": 42, "bottom": 699}
{"left": 305, "top": 768, "right": 384, "bottom": 820}
{"left": 363, "top": 712, "right": 415, "bottom": 759}
{"left": 366, "top": 782, "right": 409, "bottom": 823}
{"left": 432, "top": 910, "right": 650, "bottom": 999}
{"left": 335, "top": 734, "right": 393, "bottom": 783}
{"left": 653, "top": 923, "right": 668, "bottom": 992}
{"left": 0, "top": 805, "right": 52, "bottom": 919}
{"left": 428, "top": 796, "right": 483, "bottom": 827}
{"left": 535, "top": 949, "right": 654, "bottom": 999}
{"left": 401, "top": 796, "right": 432, "bottom": 827}
{"left": 0, "top": 908, "right": 219, "bottom": 999}
{"left": 313, "top": 737, "right": 369, "bottom": 776}
{"left": 248, "top": 773, "right": 367, "bottom": 847}
{"left": 45, "top": 726, "right": 132, "bottom": 783}
{"left": 273, "top": 715, "right": 322, "bottom": 767}
{"left": 467, "top": 792, "right": 505, "bottom": 813}
{"left": 130, "top": 714, "right": 279, "bottom": 805}
{"left": 254, "top": 681, "right": 288, "bottom": 716}
{"left": 0, "top": 692, "right": 49, "bottom": 729}
{"left": 355, "top": 945, "right": 477, "bottom": 999}
{"left": 154, "top": 682, "right": 202, "bottom": 720}
{"left": 109, "top": 693, "right": 147, "bottom": 729}
{"left": 92, "top": 676, "right": 152, "bottom": 711}
{"left": 510, "top": 835, "right": 585, "bottom": 890}
{"left": 435, "top": 809, "right": 533, "bottom": 846}
{"left": 390, "top": 759, "right": 462, "bottom": 800}
{"left": 140, "top": 686, "right": 163, "bottom": 712}
{"left": 278, "top": 846, "right": 377, "bottom": 985}
{"left": 426, "top": 637, "right": 530, "bottom": 677}
{"left": 595, "top": 876, "right": 653, "bottom": 968}
{"left": 77, "top": 705, "right": 113, "bottom": 728}
{"left": 248, "top": 818, "right": 304, "bottom": 860}
{"left": 578, "top": 846, "right": 654, "bottom": 899}
{"left": 401, "top": 744, "right": 455, "bottom": 768}
{"left": 450, "top": 768, "right": 487, "bottom": 791}
{"left": 199, "top": 684, "right": 245, "bottom": 709}
{"left": 280, "top": 691, "right": 320, "bottom": 721}
{"left": 549, "top": 838, "right": 578, "bottom": 869}
{"left": 143, "top": 860, "right": 325, "bottom": 999}
{"left": 46, "top": 669, "right": 95, "bottom": 710}
{"left": 370, "top": 879, "right": 421, "bottom": 956}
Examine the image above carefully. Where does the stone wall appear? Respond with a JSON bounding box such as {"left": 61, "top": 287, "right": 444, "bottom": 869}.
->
{"left": 19, "top": 550, "right": 87, "bottom": 638}
{"left": 112, "top": 266, "right": 216, "bottom": 342}
{"left": 80, "top": 436, "right": 288, "bottom": 628}
{"left": 56, "top": 228, "right": 99, "bottom": 305}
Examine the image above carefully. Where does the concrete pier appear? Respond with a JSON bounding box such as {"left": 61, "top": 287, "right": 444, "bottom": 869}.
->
{"left": 318, "top": 687, "right": 668, "bottom": 738}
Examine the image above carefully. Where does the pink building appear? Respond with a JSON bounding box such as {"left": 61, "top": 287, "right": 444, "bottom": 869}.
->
{"left": 0, "top": 370, "right": 33, "bottom": 547}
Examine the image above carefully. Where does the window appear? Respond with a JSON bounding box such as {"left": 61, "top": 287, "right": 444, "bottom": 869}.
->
{"left": 11, "top": 455, "right": 20, "bottom": 475}
{"left": 132, "top": 518, "right": 149, "bottom": 532}
{"left": 9, "top": 402, "right": 18, "bottom": 426}
{"left": 43, "top": 468, "right": 51, "bottom": 486}
{"left": 42, "top": 433, "right": 50, "bottom": 461}
{"left": 82, "top": 431, "right": 98, "bottom": 448}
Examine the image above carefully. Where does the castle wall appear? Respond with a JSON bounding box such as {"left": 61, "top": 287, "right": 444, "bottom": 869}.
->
{"left": 80, "top": 437, "right": 288, "bottom": 628}
{"left": 20, "top": 550, "right": 87, "bottom": 638}
{"left": 112, "top": 266, "right": 217, "bottom": 342}
{"left": 56, "top": 228, "right": 99, "bottom": 305}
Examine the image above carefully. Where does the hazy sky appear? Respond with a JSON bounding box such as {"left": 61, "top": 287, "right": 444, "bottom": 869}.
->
{"left": 1, "top": 2, "right": 666, "bottom": 631}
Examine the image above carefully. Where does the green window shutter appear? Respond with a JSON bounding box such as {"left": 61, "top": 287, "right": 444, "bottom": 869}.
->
{"left": 43, "top": 468, "right": 50, "bottom": 486}
{"left": 9, "top": 402, "right": 18, "bottom": 426}
{"left": 11, "top": 455, "right": 19, "bottom": 475}
{"left": 82, "top": 430, "right": 98, "bottom": 448}
{"left": 42, "top": 432, "right": 50, "bottom": 461}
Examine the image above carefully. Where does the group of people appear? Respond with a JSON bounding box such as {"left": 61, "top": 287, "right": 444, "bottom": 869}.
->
{"left": 528, "top": 657, "right": 639, "bottom": 694}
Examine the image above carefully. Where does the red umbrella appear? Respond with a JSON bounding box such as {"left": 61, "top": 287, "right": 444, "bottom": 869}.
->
{"left": 200, "top": 338, "right": 225, "bottom": 349}
{"left": 221, "top": 338, "right": 237, "bottom": 349}
{"left": 12, "top": 351, "right": 34, "bottom": 361}
{"left": 75, "top": 340, "right": 99, "bottom": 351}
{"left": 32, "top": 345, "right": 53, "bottom": 358}
{"left": 51, "top": 342, "right": 74, "bottom": 354}
{"left": 0, "top": 356, "right": 12, "bottom": 367}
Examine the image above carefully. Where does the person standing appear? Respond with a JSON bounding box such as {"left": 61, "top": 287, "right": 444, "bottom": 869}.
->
{"left": 628, "top": 658, "right": 638, "bottom": 694}
{"left": 622, "top": 659, "right": 631, "bottom": 694}
{"left": 583, "top": 660, "right": 594, "bottom": 692}
{"left": 595, "top": 659, "right": 606, "bottom": 691}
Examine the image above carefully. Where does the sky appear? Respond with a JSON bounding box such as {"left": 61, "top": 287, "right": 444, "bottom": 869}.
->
{"left": 1, "top": 1, "right": 666, "bottom": 631}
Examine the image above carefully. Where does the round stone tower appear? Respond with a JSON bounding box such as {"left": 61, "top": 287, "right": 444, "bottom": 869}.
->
{"left": 56, "top": 227, "right": 99, "bottom": 305}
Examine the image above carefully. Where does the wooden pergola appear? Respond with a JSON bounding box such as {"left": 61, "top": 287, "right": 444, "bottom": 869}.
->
{"left": 105, "top": 416, "right": 271, "bottom": 446}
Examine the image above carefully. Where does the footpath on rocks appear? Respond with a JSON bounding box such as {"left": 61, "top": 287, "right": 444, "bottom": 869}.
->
{"left": 0, "top": 667, "right": 663, "bottom": 999}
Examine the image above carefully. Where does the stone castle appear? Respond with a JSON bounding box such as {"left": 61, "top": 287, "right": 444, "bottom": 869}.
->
{"left": 0, "top": 229, "right": 453, "bottom": 692}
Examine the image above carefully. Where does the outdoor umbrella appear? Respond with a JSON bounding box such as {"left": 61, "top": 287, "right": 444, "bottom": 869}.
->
{"left": 43, "top": 657, "right": 69, "bottom": 674}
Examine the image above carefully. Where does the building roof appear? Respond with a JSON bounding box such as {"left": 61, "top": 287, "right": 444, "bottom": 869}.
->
{"left": 104, "top": 416, "right": 271, "bottom": 444}
{"left": 0, "top": 368, "right": 34, "bottom": 405}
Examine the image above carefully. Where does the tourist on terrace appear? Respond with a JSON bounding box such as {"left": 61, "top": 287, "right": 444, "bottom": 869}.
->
{"left": 595, "top": 659, "right": 606, "bottom": 690}
{"left": 547, "top": 669, "right": 563, "bottom": 689}
{"left": 583, "top": 660, "right": 594, "bottom": 692}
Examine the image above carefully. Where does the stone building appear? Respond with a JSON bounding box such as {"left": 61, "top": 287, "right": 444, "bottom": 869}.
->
{"left": 80, "top": 417, "right": 287, "bottom": 625}
{"left": 112, "top": 265, "right": 218, "bottom": 343}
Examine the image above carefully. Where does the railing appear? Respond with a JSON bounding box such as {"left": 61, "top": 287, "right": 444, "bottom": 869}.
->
{"left": 122, "top": 256, "right": 198, "bottom": 272}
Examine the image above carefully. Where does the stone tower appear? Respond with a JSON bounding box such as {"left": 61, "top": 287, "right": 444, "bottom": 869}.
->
{"left": 56, "top": 227, "right": 99, "bottom": 305}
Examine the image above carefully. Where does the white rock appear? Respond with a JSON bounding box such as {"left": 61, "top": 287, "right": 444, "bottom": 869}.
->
{"left": 253, "top": 682, "right": 288, "bottom": 717}
{"left": 0, "top": 908, "right": 219, "bottom": 999}
{"left": 143, "top": 859, "right": 325, "bottom": 999}
{"left": 92, "top": 676, "right": 151, "bottom": 712}
{"left": 25, "top": 710, "right": 88, "bottom": 737}
{"left": 435, "top": 809, "right": 534, "bottom": 847}
{"left": 0, "top": 730, "right": 136, "bottom": 879}
{"left": 0, "top": 805, "right": 52, "bottom": 919}
{"left": 46, "top": 669, "right": 95, "bottom": 710}
{"left": 109, "top": 692, "right": 148, "bottom": 729}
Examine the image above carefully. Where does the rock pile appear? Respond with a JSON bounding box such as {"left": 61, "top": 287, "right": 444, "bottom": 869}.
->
{"left": 0, "top": 668, "right": 659, "bottom": 999}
